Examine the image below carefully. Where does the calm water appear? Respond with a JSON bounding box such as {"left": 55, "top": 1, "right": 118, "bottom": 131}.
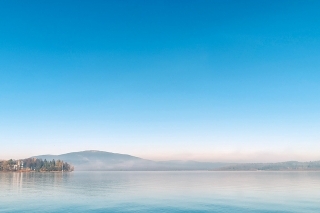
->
{"left": 1, "top": 171, "right": 320, "bottom": 212}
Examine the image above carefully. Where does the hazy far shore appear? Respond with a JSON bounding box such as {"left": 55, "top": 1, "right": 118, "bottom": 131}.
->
{"left": 2, "top": 150, "right": 320, "bottom": 172}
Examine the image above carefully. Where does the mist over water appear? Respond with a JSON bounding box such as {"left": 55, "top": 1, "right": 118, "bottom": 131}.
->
{"left": 1, "top": 171, "right": 320, "bottom": 212}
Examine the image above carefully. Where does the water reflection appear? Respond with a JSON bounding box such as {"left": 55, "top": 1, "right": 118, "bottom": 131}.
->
{"left": 1, "top": 171, "right": 320, "bottom": 213}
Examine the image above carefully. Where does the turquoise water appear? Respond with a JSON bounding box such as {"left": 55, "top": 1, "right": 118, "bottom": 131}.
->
{"left": 1, "top": 171, "right": 320, "bottom": 212}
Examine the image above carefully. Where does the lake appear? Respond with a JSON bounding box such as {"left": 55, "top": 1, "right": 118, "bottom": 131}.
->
{"left": 1, "top": 171, "right": 320, "bottom": 212}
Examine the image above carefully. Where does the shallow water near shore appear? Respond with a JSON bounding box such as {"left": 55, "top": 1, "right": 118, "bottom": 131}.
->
{"left": 1, "top": 171, "right": 320, "bottom": 212}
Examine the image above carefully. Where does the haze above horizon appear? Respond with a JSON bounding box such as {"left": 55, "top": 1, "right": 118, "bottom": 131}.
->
{"left": 1, "top": 0, "right": 319, "bottom": 162}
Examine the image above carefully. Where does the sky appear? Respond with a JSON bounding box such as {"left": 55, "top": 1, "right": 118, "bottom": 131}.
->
{"left": 0, "top": 0, "right": 320, "bottom": 162}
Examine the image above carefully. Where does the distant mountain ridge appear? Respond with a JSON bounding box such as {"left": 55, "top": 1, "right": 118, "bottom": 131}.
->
{"left": 33, "top": 150, "right": 226, "bottom": 171}
{"left": 33, "top": 150, "right": 320, "bottom": 171}
{"left": 214, "top": 161, "right": 320, "bottom": 171}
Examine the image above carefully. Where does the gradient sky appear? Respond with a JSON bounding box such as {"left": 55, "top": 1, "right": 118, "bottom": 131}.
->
{"left": 1, "top": 0, "right": 320, "bottom": 162}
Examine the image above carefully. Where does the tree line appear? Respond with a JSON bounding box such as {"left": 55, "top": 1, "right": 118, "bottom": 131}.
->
{"left": 0, "top": 158, "right": 74, "bottom": 172}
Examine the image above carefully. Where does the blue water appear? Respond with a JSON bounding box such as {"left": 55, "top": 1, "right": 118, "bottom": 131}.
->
{"left": 1, "top": 171, "right": 320, "bottom": 212}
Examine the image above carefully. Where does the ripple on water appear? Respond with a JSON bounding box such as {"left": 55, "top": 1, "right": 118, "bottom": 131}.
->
{"left": 1, "top": 171, "right": 320, "bottom": 213}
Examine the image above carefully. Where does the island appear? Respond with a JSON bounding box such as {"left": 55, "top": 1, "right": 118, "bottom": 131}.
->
{"left": 0, "top": 158, "right": 74, "bottom": 172}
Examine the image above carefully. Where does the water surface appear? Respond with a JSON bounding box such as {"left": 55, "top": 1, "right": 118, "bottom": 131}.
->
{"left": 1, "top": 171, "right": 319, "bottom": 212}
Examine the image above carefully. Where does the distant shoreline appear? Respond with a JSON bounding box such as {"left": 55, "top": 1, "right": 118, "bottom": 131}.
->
{"left": 0, "top": 158, "right": 74, "bottom": 172}
{"left": 2, "top": 169, "right": 320, "bottom": 172}
{"left": 2, "top": 151, "right": 320, "bottom": 172}
{"left": 0, "top": 170, "right": 72, "bottom": 173}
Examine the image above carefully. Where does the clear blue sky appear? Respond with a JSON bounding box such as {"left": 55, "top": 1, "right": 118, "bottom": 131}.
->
{"left": 1, "top": 0, "right": 319, "bottom": 162}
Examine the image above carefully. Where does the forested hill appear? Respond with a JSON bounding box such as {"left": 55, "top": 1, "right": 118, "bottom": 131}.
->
{"left": 2, "top": 152, "right": 320, "bottom": 171}
{"left": 33, "top": 150, "right": 320, "bottom": 171}
{"left": 34, "top": 150, "right": 228, "bottom": 171}
{"left": 0, "top": 158, "right": 74, "bottom": 172}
